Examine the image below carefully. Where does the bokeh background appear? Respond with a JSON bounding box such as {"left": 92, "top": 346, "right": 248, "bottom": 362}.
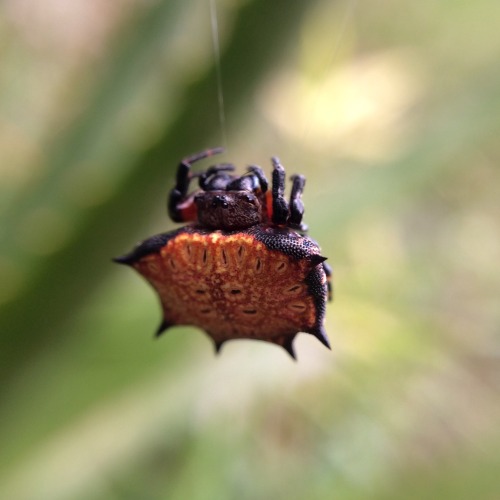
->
{"left": 1, "top": 0, "right": 499, "bottom": 498}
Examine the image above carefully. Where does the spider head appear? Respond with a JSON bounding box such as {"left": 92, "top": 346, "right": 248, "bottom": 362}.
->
{"left": 195, "top": 190, "right": 262, "bottom": 230}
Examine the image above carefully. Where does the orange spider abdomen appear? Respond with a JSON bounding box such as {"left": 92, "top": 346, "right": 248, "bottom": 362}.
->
{"left": 133, "top": 230, "right": 319, "bottom": 350}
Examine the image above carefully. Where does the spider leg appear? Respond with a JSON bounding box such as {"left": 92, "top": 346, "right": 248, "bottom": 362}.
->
{"left": 198, "top": 164, "right": 235, "bottom": 190}
{"left": 247, "top": 165, "right": 269, "bottom": 193}
{"left": 225, "top": 165, "right": 268, "bottom": 192}
{"left": 288, "top": 174, "right": 308, "bottom": 232}
{"left": 168, "top": 147, "right": 224, "bottom": 222}
{"left": 271, "top": 157, "right": 289, "bottom": 225}
{"left": 323, "top": 261, "right": 333, "bottom": 302}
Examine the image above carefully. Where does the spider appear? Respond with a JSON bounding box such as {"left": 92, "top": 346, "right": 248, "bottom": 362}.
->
{"left": 114, "top": 147, "right": 332, "bottom": 359}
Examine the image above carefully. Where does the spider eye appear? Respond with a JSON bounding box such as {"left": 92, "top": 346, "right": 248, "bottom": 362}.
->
{"left": 244, "top": 194, "right": 256, "bottom": 204}
{"left": 212, "top": 194, "right": 228, "bottom": 208}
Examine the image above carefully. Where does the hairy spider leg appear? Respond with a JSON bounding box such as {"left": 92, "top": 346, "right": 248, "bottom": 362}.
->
{"left": 198, "top": 164, "right": 236, "bottom": 191}
{"left": 323, "top": 261, "right": 333, "bottom": 302}
{"left": 246, "top": 165, "right": 269, "bottom": 193}
{"left": 221, "top": 165, "right": 269, "bottom": 206}
{"left": 289, "top": 174, "right": 307, "bottom": 232}
{"left": 168, "top": 147, "right": 224, "bottom": 222}
{"left": 271, "top": 157, "right": 290, "bottom": 225}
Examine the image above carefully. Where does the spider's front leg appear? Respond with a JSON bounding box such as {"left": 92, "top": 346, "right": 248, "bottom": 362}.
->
{"left": 224, "top": 165, "right": 268, "bottom": 193}
{"left": 198, "top": 164, "right": 236, "bottom": 191}
{"left": 247, "top": 165, "right": 269, "bottom": 193}
{"left": 289, "top": 174, "right": 308, "bottom": 233}
{"left": 168, "top": 147, "right": 224, "bottom": 223}
{"left": 271, "top": 157, "right": 289, "bottom": 225}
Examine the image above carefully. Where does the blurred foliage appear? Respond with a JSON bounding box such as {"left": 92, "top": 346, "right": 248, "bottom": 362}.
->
{"left": 1, "top": 0, "right": 499, "bottom": 499}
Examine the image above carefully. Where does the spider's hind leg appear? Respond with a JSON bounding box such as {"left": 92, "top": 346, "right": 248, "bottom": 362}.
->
{"left": 323, "top": 261, "right": 333, "bottom": 302}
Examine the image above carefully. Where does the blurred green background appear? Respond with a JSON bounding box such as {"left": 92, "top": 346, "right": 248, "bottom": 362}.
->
{"left": 1, "top": 0, "right": 499, "bottom": 498}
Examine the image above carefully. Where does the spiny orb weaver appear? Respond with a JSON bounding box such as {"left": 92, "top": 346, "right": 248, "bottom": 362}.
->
{"left": 114, "top": 147, "right": 332, "bottom": 359}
